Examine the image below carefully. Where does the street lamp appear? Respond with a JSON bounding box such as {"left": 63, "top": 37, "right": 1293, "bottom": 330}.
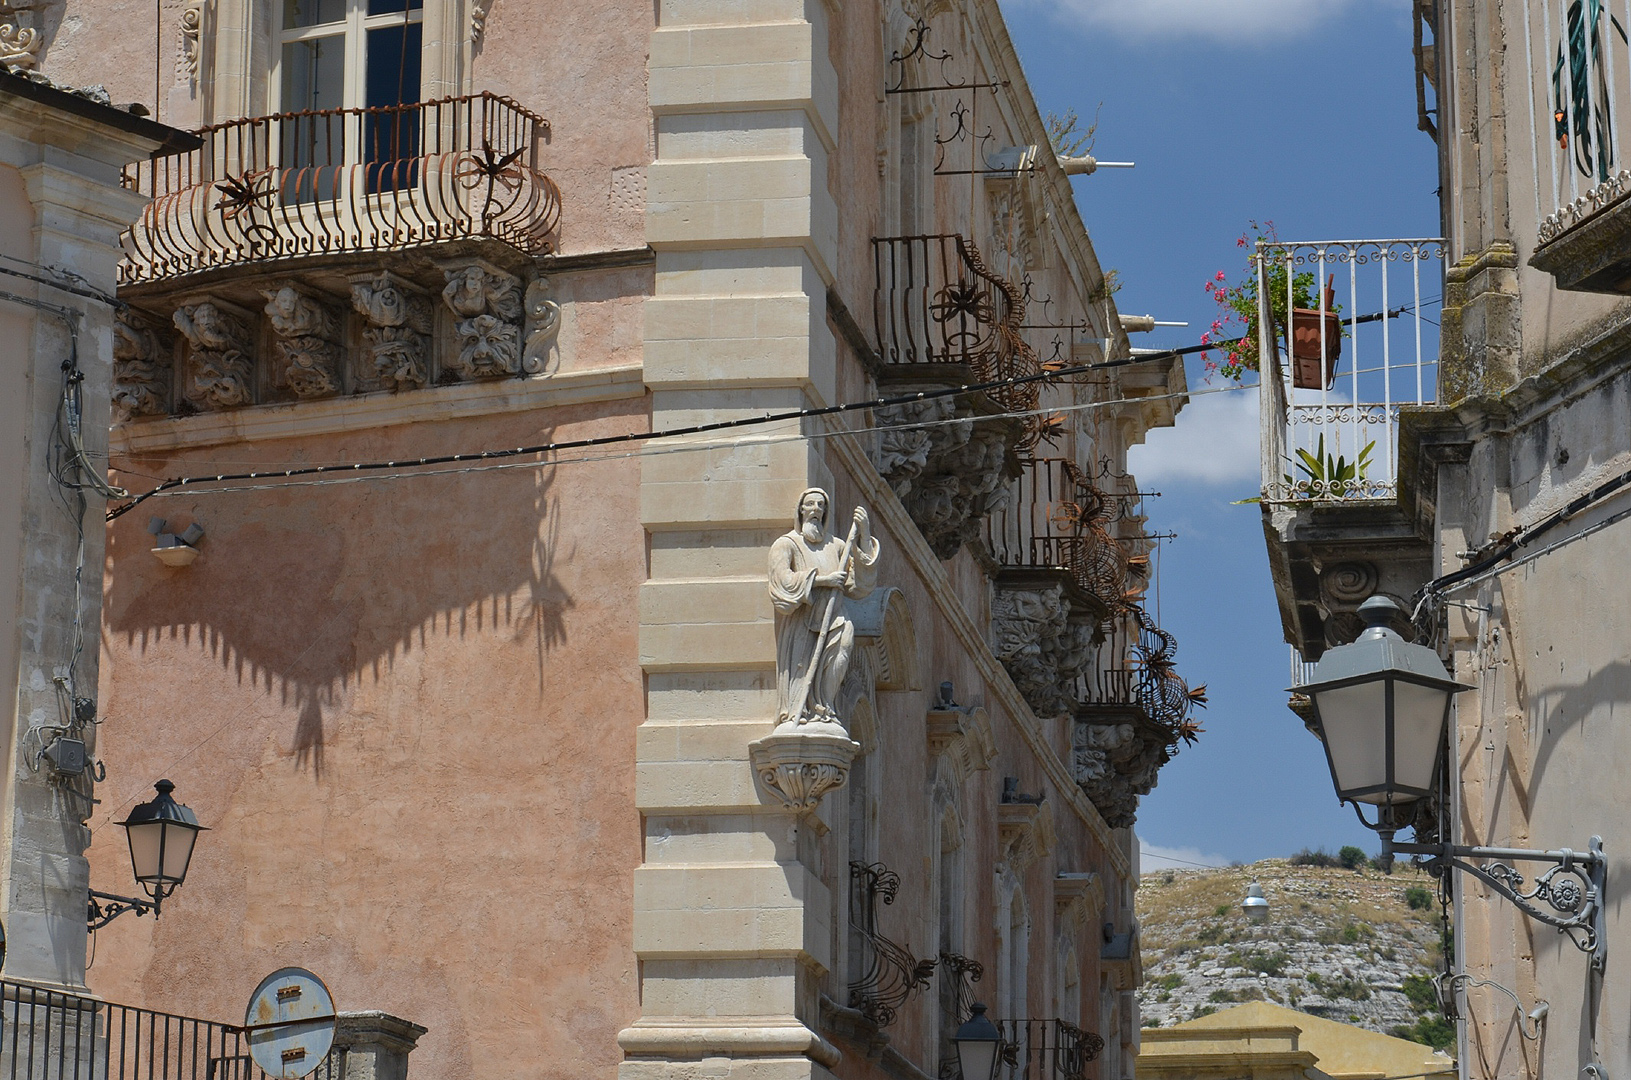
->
{"left": 88, "top": 779, "right": 208, "bottom": 929}
{"left": 953, "top": 1002, "right": 1003, "bottom": 1080}
{"left": 1297, "top": 595, "right": 1606, "bottom": 966}
{"left": 1241, "top": 881, "right": 1269, "bottom": 923}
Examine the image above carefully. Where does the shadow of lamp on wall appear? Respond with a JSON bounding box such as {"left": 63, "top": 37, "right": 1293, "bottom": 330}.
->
{"left": 88, "top": 780, "right": 208, "bottom": 929}
{"left": 1298, "top": 595, "right": 1607, "bottom": 968}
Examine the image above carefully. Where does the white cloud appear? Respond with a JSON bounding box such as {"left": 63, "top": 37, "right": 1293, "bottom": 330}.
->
{"left": 1014, "top": 0, "right": 1362, "bottom": 40}
{"left": 1126, "top": 385, "right": 1260, "bottom": 487}
{"left": 1138, "top": 835, "right": 1232, "bottom": 872}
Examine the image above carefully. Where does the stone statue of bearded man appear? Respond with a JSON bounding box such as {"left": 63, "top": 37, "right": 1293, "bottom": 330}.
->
{"left": 769, "top": 487, "right": 881, "bottom": 727}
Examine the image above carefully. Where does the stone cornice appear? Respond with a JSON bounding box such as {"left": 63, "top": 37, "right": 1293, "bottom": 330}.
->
{"left": 110, "top": 362, "right": 646, "bottom": 454}
{"left": 827, "top": 427, "right": 1131, "bottom": 880}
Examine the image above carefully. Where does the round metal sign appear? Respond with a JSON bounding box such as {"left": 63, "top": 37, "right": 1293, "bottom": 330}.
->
{"left": 243, "top": 967, "right": 337, "bottom": 1080}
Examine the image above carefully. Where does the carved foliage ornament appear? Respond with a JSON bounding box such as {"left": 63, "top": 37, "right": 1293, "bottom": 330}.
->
{"left": 262, "top": 284, "right": 341, "bottom": 398}
{"left": 0, "top": 18, "right": 40, "bottom": 71}
{"left": 179, "top": 0, "right": 203, "bottom": 78}
{"left": 522, "top": 276, "right": 561, "bottom": 376}
{"left": 174, "top": 300, "right": 253, "bottom": 409}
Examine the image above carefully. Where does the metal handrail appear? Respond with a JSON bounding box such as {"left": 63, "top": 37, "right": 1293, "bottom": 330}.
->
{"left": 0, "top": 978, "right": 344, "bottom": 1080}
{"left": 985, "top": 457, "right": 1128, "bottom": 610}
{"left": 119, "top": 92, "right": 561, "bottom": 284}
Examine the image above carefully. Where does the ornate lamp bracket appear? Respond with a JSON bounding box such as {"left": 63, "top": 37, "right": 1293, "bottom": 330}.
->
{"left": 1388, "top": 834, "right": 1606, "bottom": 968}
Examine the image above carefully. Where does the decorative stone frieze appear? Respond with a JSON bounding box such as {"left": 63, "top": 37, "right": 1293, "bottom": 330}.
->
{"left": 442, "top": 262, "right": 524, "bottom": 379}
{"left": 990, "top": 584, "right": 1095, "bottom": 717}
{"left": 350, "top": 271, "right": 432, "bottom": 391}
{"left": 173, "top": 299, "right": 254, "bottom": 409}
{"left": 262, "top": 283, "right": 342, "bottom": 399}
{"left": 1071, "top": 719, "right": 1170, "bottom": 830}
{"left": 521, "top": 277, "right": 561, "bottom": 376}
{"left": 112, "top": 309, "right": 169, "bottom": 421}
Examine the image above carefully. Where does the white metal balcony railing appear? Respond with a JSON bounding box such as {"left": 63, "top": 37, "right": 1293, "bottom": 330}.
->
{"left": 1522, "top": 0, "right": 1631, "bottom": 243}
{"left": 1255, "top": 239, "right": 1445, "bottom": 504}
{"left": 1290, "top": 645, "right": 1317, "bottom": 689}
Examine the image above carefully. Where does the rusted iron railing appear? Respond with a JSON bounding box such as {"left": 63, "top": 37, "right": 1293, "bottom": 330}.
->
{"left": 998, "top": 1018, "right": 1104, "bottom": 1080}
{"left": 848, "top": 862, "right": 936, "bottom": 1028}
{"left": 872, "top": 234, "right": 1040, "bottom": 413}
{"left": 120, "top": 92, "right": 561, "bottom": 284}
{"left": 985, "top": 457, "right": 1129, "bottom": 611}
{"left": 0, "top": 979, "right": 344, "bottom": 1080}
{"left": 1076, "top": 606, "right": 1205, "bottom": 743}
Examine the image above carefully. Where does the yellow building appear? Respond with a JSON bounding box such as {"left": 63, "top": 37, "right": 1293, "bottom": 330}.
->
{"left": 1139, "top": 1002, "right": 1454, "bottom": 1080}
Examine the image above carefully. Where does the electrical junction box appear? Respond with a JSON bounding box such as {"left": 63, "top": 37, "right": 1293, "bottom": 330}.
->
{"left": 44, "top": 737, "right": 87, "bottom": 777}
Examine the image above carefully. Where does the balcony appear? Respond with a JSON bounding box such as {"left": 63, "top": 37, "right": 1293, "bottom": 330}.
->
{"left": 119, "top": 92, "right": 560, "bottom": 286}
{"left": 985, "top": 456, "right": 1126, "bottom": 618}
{"left": 1071, "top": 605, "right": 1204, "bottom": 829}
{"left": 998, "top": 1018, "right": 1104, "bottom": 1080}
{"left": 109, "top": 95, "right": 566, "bottom": 419}
{"left": 871, "top": 233, "right": 1039, "bottom": 559}
{"left": 1523, "top": 1, "right": 1631, "bottom": 291}
{"left": 1254, "top": 238, "right": 1444, "bottom": 658}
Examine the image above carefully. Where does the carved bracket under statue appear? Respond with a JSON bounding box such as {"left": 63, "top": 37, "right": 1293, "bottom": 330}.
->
{"left": 752, "top": 487, "right": 880, "bottom": 811}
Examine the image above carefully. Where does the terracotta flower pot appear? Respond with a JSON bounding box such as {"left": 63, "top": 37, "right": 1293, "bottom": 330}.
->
{"left": 1289, "top": 276, "right": 1341, "bottom": 390}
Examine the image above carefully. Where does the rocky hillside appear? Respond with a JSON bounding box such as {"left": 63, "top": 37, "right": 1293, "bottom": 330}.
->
{"left": 1136, "top": 858, "right": 1448, "bottom": 1042}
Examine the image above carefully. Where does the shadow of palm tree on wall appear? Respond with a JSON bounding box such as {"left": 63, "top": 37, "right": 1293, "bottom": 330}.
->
{"left": 102, "top": 428, "right": 576, "bottom": 784}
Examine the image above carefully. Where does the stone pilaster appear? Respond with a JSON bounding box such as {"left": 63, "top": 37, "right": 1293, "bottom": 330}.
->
{"left": 625, "top": 1, "right": 842, "bottom": 1077}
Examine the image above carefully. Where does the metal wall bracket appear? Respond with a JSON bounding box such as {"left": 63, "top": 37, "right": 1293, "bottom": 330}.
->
{"left": 1387, "top": 834, "right": 1606, "bottom": 968}
{"left": 87, "top": 888, "right": 161, "bottom": 930}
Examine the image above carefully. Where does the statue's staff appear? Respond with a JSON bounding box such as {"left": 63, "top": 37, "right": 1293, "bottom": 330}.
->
{"left": 787, "top": 515, "right": 860, "bottom": 725}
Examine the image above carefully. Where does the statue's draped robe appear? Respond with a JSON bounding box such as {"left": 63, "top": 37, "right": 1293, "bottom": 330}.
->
{"left": 768, "top": 528, "right": 879, "bottom": 724}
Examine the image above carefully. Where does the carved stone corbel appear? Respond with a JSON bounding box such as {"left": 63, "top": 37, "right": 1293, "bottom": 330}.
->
{"left": 521, "top": 276, "right": 561, "bottom": 375}
{"left": 441, "top": 261, "right": 523, "bottom": 379}
{"left": 1055, "top": 872, "right": 1105, "bottom": 934}
{"left": 996, "top": 798, "right": 1055, "bottom": 874}
{"left": 991, "top": 584, "right": 1094, "bottom": 718}
{"left": 350, "top": 271, "right": 431, "bottom": 391}
{"left": 926, "top": 698, "right": 995, "bottom": 784}
{"left": 112, "top": 309, "right": 170, "bottom": 420}
{"left": 1071, "top": 717, "right": 1169, "bottom": 829}
{"left": 749, "top": 723, "right": 861, "bottom": 811}
{"left": 174, "top": 298, "right": 255, "bottom": 409}
{"left": 262, "top": 283, "right": 342, "bottom": 398}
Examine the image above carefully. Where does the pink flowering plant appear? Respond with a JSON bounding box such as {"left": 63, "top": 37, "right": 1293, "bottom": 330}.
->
{"left": 1200, "top": 221, "right": 1337, "bottom": 381}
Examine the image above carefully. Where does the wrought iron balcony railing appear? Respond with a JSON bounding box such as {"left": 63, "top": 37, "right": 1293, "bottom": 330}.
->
{"left": 0, "top": 978, "right": 342, "bottom": 1080}
{"left": 1076, "top": 606, "right": 1205, "bottom": 741}
{"left": 848, "top": 861, "right": 936, "bottom": 1028}
{"left": 985, "top": 457, "right": 1130, "bottom": 612}
{"left": 119, "top": 92, "right": 561, "bottom": 285}
{"left": 998, "top": 1018, "right": 1104, "bottom": 1080}
{"left": 872, "top": 233, "right": 1040, "bottom": 413}
{"left": 1253, "top": 239, "right": 1443, "bottom": 505}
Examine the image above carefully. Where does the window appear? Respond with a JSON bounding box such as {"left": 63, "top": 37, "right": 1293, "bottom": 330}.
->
{"left": 274, "top": 0, "right": 424, "bottom": 192}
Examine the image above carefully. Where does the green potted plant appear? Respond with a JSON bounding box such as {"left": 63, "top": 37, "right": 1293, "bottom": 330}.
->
{"left": 1202, "top": 222, "right": 1345, "bottom": 390}
{"left": 1284, "top": 435, "right": 1375, "bottom": 499}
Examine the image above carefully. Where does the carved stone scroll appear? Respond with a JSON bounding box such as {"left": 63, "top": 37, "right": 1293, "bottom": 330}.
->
{"left": 0, "top": 19, "right": 41, "bottom": 71}
{"left": 262, "top": 283, "right": 342, "bottom": 398}
{"left": 174, "top": 299, "right": 254, "bottom": 409}
{"left": 179, "top": 0, "right": 203, "bottom": 78}
{"left": 350, "top": 271, "right": 431, "bottom": 391}
{"left": 112, "top": 309, "right": 169, "bottom": 420}
{"left": 521, "top": 276, "right": 561, "bottom": 375}
{"left": 441, "top": 262, "right": 523, "bottom": 379}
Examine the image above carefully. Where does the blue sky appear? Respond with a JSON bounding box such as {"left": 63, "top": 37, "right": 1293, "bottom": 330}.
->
{"left": 1000, "top": 0, "right": 1441, "bottom": 867}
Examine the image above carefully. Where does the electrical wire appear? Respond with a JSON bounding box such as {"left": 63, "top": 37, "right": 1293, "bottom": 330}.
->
{"left": 105, "top": 344, "right": 1223, "bottom": 519}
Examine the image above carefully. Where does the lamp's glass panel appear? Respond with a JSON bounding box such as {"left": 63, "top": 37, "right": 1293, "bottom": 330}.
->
{"left": 957, "top": 1041, "right": 1000, "bottom": 1080}
{"left": 1313, "top": 681, "right": 1388, "bottom": 801}
{"left": 1391, "top": 680, "right": 1451, "bottom": 795}
{"left": 158, "top": 824, "right": 200, "bottom": 883}
{"left": 125, "top": 820, "right": 166, "bottom": 882}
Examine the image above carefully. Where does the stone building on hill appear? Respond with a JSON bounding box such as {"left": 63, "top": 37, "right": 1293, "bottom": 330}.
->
{"left": 0, "top": 2, "right": 1204, "bottom": 1080}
